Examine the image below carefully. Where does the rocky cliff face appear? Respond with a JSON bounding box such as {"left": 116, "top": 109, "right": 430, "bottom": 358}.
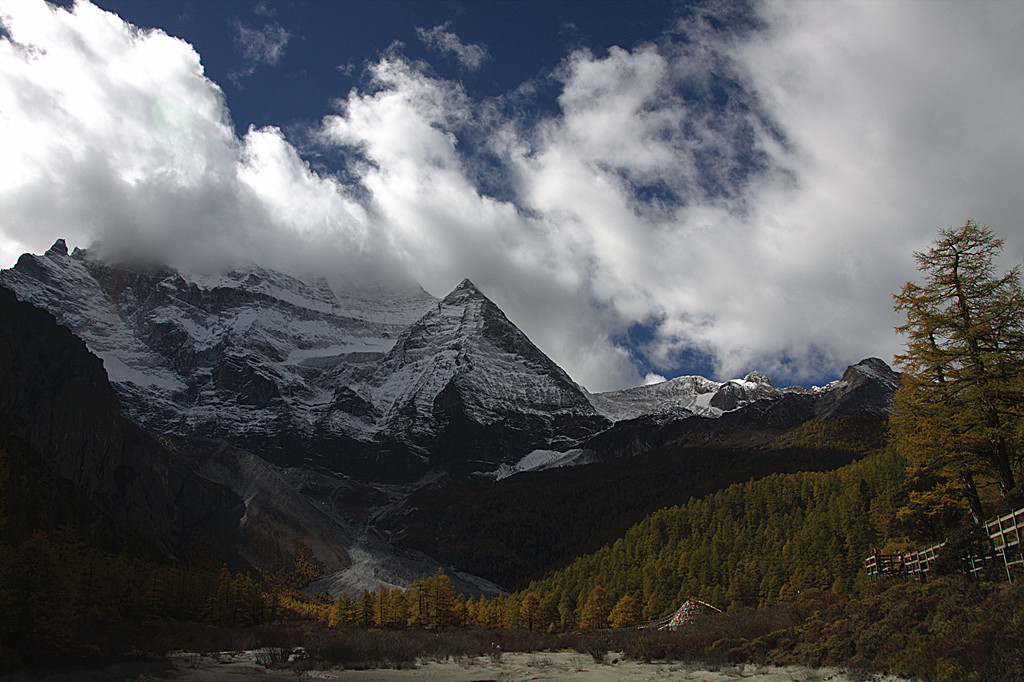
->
{"left": 0, "top": 285, "right": 241, "bottom": 552}
{"left": 813, "top": 356, "right": 901, "bottom": 418}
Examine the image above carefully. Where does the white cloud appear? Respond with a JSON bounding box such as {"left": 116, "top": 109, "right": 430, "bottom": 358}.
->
{"left": 230, "top": 20, "right": 290, "bottom": 85}
{"left": 254, "top": 2, "right": 276, "bottom": 19}
{"left": 415, "top": 23, "right": 489, "bottom": 71}
{"left": 0, "top": 0, "right": 379, "bottom": 279}
{"left": 235, "top": 22, "right": 289, "bottom": 66}
{"left": 644, "top": 373, "right": 667, "bottom": 386}
{"left": 318, "top": 2, "right": 1024, "bottom": 387}
{"left": 2, "top": 0, "right": 1023, "bottom": 392}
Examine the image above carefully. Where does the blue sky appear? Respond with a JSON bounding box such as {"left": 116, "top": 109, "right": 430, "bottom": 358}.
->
{"left": 89, "top": 1, "right": 689, "bottom": 137}
{"left": 2, "top": 1, "right": 1023, "bottom": 392}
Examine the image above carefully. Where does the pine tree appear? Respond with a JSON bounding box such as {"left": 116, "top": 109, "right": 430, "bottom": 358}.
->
{"left": 429, "top": 570, "right": 456, "bottom": 628}
{"left": 356, "top": 590, "right": 375, "bottom": 628}
{"left": 579, "top": 584, "right": 613, "bottom": 629}
{"left": 328, "top": 594, "right": 356, "bottom": 627}
{"left": 609, "top": 594, "right": 640, "bottom": 628}
{"left": 519, "top": 592, "right": 540, "bottom": 631}
{"left": 893, "top": 220, "right": 1024, "bottom": 519}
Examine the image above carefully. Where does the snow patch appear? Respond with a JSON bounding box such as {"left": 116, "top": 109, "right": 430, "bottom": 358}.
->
{"left": 97, "top": 351, "right": 186, "bottom": 391}
{"left": 485, "top": 448, "right": 598, "bottom": 481}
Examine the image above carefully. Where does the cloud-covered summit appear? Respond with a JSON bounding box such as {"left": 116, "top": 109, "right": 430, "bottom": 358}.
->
{"left": 1, "top": 0, "right": 1022, "bottom": 392}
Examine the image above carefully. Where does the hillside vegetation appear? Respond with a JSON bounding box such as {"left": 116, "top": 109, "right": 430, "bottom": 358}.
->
{"left": 386, "top": 413, "right": 887, "bottom": 590}
{"left": 513, "top": 448, "right": 904, "bottom": 628}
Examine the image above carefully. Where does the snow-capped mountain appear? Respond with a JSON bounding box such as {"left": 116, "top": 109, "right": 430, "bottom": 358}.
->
{"left": 326, "top": 279, "right": 610, "bottom": 469}
{"left": 1, "top": 240, "right": 437, "bottom": 476}
{"left": 589, "top": 369, "right": 809, "bottom": 422}
{"left": 2, "top": 242, "right": 608, "bottom": 478}
{"left": 2, "top": 240, "right": 900, "bottom": 485}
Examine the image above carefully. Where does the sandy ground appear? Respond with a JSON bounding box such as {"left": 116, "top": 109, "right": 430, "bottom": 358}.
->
{"left": 140, "top": 650, "right": 908, "bottom": 682}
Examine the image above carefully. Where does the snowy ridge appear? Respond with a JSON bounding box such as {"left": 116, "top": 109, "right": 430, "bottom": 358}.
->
{"left": 589, "top": 374, "right": 723, "bottom": 421}
{"left": 591, "top": 369, "right": 813, "bottom": 423}
{"left": 1, "top": 241, "right": 438, "bottom": 463}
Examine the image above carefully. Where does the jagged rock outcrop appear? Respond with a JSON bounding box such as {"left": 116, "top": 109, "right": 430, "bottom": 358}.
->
{"left": 813, "top": 357, "right": 901, "bottom": 418}
{"left": 708, "top": 371, "right": 783, "bottom": 411}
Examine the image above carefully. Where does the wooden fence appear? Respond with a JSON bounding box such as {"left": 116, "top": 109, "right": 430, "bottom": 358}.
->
{"left": 986, "top": 507, "right": 1024, "bottom": 581}
{"left": 865, "top": 504, "right": 1024, "bottom": 583}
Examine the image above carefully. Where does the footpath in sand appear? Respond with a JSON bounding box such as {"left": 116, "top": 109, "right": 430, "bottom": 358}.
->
{"left": 157, "top": 650, "right": 909, "bottom": 682}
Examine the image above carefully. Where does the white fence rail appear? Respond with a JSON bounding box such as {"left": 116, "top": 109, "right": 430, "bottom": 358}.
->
{"left": 865, "top": 504, "right": 1024, "bottom": 582}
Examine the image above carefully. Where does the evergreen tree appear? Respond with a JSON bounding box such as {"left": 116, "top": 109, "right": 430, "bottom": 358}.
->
{"left": 429, "top": 570, "right": 456, "bottom": 628}
{"left": 893, "top": 220, "right": 1024, "bottom": 519}
{"left": 356, "top": 590, "right": 375, "bottom": 628}
{"left": 519, "top": 592, "right": 540, "bottom": 631}
{"left": 579, "top": 584, "right": 613, "bottom": 629}
{"left": 609, "top": 594, "right": 640, "bottom": 628}
{"left": 328, "top": 594, "right": 356, "bottom": 627}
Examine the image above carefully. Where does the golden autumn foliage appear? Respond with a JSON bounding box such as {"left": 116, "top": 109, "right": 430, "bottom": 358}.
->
{"left": 892, "top": 220, "right": 1024, "bottom": 523}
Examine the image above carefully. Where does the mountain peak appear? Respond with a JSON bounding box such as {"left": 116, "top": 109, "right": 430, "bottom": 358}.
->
{"left": 438, "top": 278, "right": 493, "bottom": 309}
{"left": 840, "top": 357, "right": 900, "bottom": 390}
{"left": 814, "top": 357, "right": 900, "bottom": 418}
{"left": 741, "top": 370, "right": 775, "bottom": 388}
{"left": 359, "top": 275, "right": 607, "bottom": 468}
{"left": 45, "top": 238, "right": 68, "bottom": 258}
{"left": 446, "top": 278, "right": 485, "bottom": 301}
